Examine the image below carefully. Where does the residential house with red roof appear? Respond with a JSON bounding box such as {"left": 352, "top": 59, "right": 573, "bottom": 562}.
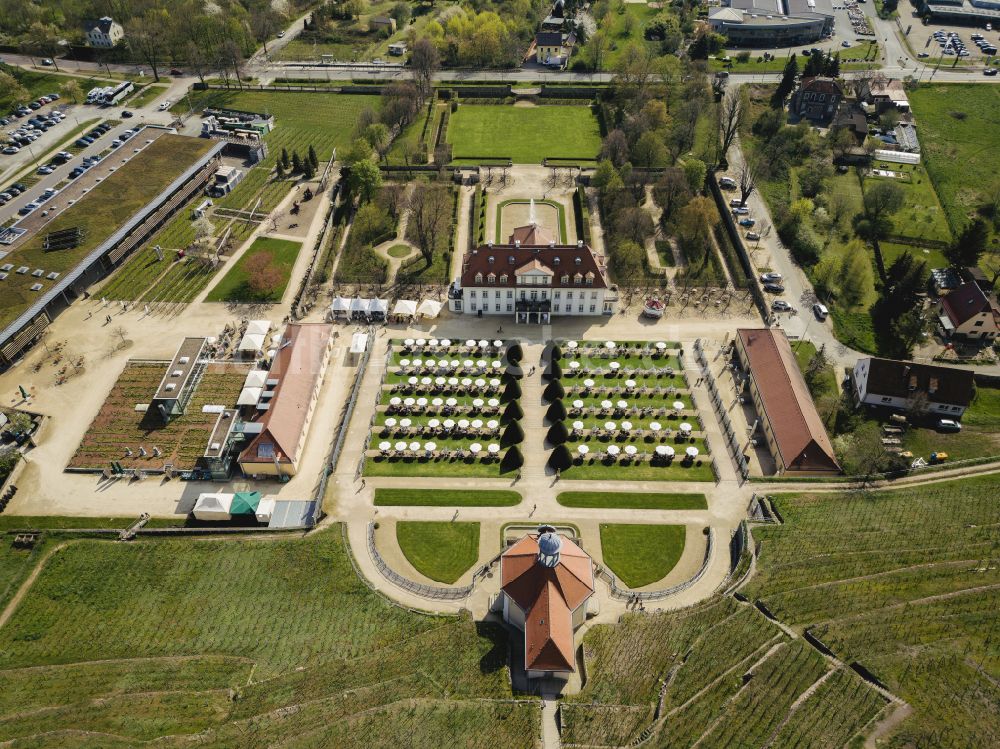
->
{"left": 734, "top": 329, "right": 840, "bottom": 475}
{"left": 937, "top": 282, "right": 999, "bottom": 342}
{"left": 852, "top": 357, "right": 975, "bottom": 418}
{"left": 500, "top": 527, "right": 595, "bottom": 679}
{"left": 792, "top": 77, "right": 843, "bottom": 123}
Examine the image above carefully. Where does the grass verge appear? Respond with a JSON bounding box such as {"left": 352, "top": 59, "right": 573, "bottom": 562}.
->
{"left": 395, "top": 521, "right": 480, "bottom": 584}
{"left": 599, "top": 524, "right": 686, "bottom": 588}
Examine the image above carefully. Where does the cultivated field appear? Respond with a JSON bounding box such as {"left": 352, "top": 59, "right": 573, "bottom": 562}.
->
{"left": 447, "top": 105, "right": 601, "bottom": 164}
{"left": 69, "top": 362, "right": 247, "bottom": 471}
{"left": 174, "top": 90, "right": 380, "bottom": 214}
{"left": 0, "top": 530, "right": 534, "bottom": 745}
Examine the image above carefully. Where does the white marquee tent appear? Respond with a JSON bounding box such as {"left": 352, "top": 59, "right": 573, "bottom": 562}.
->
{"left": 330, "top": 297, "right": 351, "bottom": 316}
{"left": 393, "top": 299, "right": 418, "bottom": 318}
{"left": 193, "top": 492, "right": 234, "bottom": 521}
{"left": 417, "top": 299, "right": 443, "bottom": 318}
{"left": 255, "top": 497, "right": 277, "bottom": 523}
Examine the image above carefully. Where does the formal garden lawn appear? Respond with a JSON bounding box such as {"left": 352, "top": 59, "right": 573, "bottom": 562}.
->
{"left": 205, "top": 237, "right": 301, "bottom": 303}
{"left": 599, "top": 524, "right": 686, "bottom": 588}
{"left": 374, "top": 489, "right": 520, "bottom": 507}
{"left": 395, "top": 521, "right": 480, "bottom": 584}
{"left": 447, "top": 105, "right": 601, "bottom": 164}
{"left": 557, "top": 492, "right": 707, "bottom": 510}
{"left": 387, "top": 244, "right": 412, "bottom": 258}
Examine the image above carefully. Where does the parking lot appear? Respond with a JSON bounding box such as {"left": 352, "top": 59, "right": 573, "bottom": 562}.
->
{"left": 1, "top": 125, "right": 167, "bottom": 236}
{"left": 898, "top": 3, "right": 1000, "bottom": 67}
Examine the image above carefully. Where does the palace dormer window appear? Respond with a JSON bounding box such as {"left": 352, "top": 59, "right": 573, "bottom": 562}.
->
{"left": 553, "top": 257, "right": 560, "bottom": 265}
{"left": 488, "top": 273, "right": 496, "bottom": 284}
{"left": 475, "top": 272, "right": 483, "bottom": 284}
{"left": 500, "top": 273, "right": 508, "bottom": 284}
{"left": 575, "top": 257, "right": 582, "bottom": 265}
{"left": 561, "top": 274, "right": 569, "bottom": 284}
{"left": 488, "top": 256, "right": 495, "bottom": 265}
{"left": 574, "top": 273, "right": 582, "bottom": 285}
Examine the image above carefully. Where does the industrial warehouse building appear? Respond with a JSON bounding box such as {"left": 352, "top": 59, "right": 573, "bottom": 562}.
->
{"left": 708, "top": 0, "right": 835, "bottom": 47}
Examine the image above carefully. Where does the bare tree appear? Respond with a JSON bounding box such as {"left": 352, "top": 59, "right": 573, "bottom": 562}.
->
{"left": 410, "top": 38, "right": 440, "bottom": 103}
{"left": 738, "top": 156, "right": 759, "bottom": 207}
{"left": 251, "top": 7, "right": 281, "bottom": 56}
{"left": 127, "top": 8, "right": 173, "bottom": 82}
{"left": 717, "top": 92, "right": 743, "bottom": 166}
{"left": 221, "top": 39, "right": 246, "bottom": 89}
{"left": 408, "top": 184, "right": 452, "bottom": 267}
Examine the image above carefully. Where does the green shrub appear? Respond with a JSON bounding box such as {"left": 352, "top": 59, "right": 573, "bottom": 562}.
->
{"left": 501, "top": 420, "right": 525, "bottom": 447}
{"left": 546, "top": 399, "right": 567, "bottom": 423}
{"left": 548, "top": 444, "right": 573, "bottom": 470}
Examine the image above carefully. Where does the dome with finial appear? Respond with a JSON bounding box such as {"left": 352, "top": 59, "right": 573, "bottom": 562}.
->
{"left": 537, "top": 526, "right": 562, "bottom": 567}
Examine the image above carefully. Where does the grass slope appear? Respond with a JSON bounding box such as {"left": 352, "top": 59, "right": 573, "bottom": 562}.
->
{"left": 374, "top": 489, "right": 520, "bottom": 507}
{"left": 205, "top": 236, "right": 301, "bottom": 303}
{"left": 908, "top": 83, "right": 1000, "bottom": 233}
{"left": 557, "top": 492, "right": 707, "bottom": 510}
{"left": 600, "top": 524, "right": 686, "bottom": 588}
{"left": 447, "top": 105, "right": 601, "bottom": 164}
{"left": 395, "top": 521, "right": 480, "bottom": 584}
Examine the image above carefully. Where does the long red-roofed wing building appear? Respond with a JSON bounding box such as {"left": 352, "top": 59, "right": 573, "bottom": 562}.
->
{"left": 734, "top": 328, "right": 840, "bottom": 475}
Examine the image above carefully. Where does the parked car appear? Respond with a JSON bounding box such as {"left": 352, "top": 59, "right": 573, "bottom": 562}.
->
{"left": 812, "top": 303, "right": 829, "bottom": 320}
{"left": 732, "top": 206, "right": 750, "bottom": 216}
{"left": 985, "top": 68, "right": 998, "bottom": 76}
{"left": 37, "top": 165, "right": 54, "bottom": 175}
{"left": 745, "top": 231, "right": 761, "bottom": 241}
{"left": 169, "top": 68, "right": 184, "bottom": 76}
{"left": 729, "top": 198, "right": 744, "bottom": 208}
{"left": 158, "top": 100, "right": 172, "bottom": 111}
{"left": 739, "top": 218, "right": 756, "bottom": 227}
{"left": 121, "top": 110, "right": 134, "bottom": 118}
{"left": 763, "top": 283, "right": 785, "bottom": 294}
{"left": 41, "top": 58, "right": 53, "bottom": 66}
{"left": 1, "top": 146, "right": 18, "bottom": 155}
{"left": 936, "top": 419, "right": 962, "bottom": 433}
{"left": 771, "top": 300, "right": 792, "bottom": 312}
{"left": 719, "top": 177, "right": 737, "bottom": 189}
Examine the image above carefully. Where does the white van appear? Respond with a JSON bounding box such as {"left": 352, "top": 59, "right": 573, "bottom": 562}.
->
{"left": 812, "top": 303, "right": 829, "bottom": 320}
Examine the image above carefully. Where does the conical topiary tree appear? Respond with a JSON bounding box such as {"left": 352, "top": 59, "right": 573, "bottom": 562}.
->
{"left": 546, "top": 399, "right": 567, "bottom": 423}
{"left": 507, "top": 342, "right": 523, "bottom": 364}
{"left": 501, "top": 420, "right": 525, "bottom": 447}
{"left": 548, "top": 444, "right": 573, "bottom": 471}
{"left": 502, "top": 400, "right": 524, "bottom": 424}
{"left": 502, "top": 368, "right": 522, "bottom": 383}
{"left": 547, "top": 420, "right": 569, "bottom": 446}
{"left": 543, "top": 359, "right": 562, "bottom": 381}
{"left": 543, "top": 379, "right": 565, "bottom": 402}
{"left": 501, "top": 445, "right": 524, "bottom": 472}
{"left": 550, "top": 343, "right": 562, "bottom": 361}
{"left": 502, "top": 378, "right": 521, "bottom": 403}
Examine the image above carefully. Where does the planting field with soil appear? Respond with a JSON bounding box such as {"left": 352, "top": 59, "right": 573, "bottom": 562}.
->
{"left": 447, "top": 105, "right": 601, "bottom": 164}
{"left": 70, "top": 362, "right": 248, "bottom": 471}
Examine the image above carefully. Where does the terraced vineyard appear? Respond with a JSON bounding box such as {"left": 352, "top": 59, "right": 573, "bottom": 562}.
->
{"left": 747, "top": 476, "right": 1000, "bottom": 748}
{"left": 563, "top": 598, "right": 886, "bottom": 748}
{"left": 0, "top": 530, "right": 533, "bottom": 746}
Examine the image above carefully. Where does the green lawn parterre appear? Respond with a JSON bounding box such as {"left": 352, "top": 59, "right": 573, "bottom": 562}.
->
{"left": 557, "top": 492, "right": 707, "bottom": 510}
{"left": 173, "top": 90, "right": 381, "bottom": 213}
{"left": 447, "top": 104, "right": 602, "bottom": 164}
{"left": 205, "top": 236, "right": 302, "bottom": 303}
{"left": 374, "top": 489, "right": 520, "bottom": 507}
{"left": 599, "top": 524, "right": 686, "bottom": 588}
{"left": 395, "top": 521, "right": 480, "bottom": 584}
